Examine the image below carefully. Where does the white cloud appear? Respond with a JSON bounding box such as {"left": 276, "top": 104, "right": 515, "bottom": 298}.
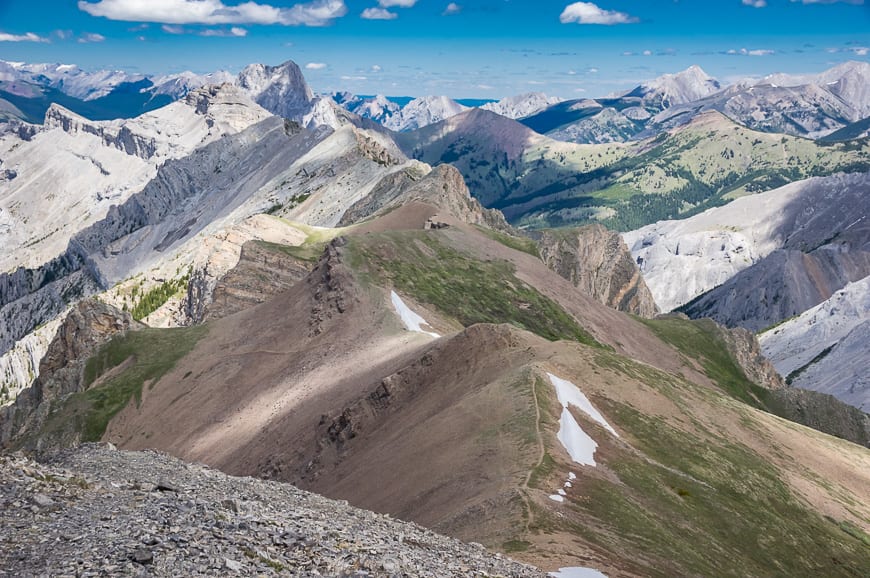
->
{"left": 642, "top": 49, "right": 652, "bottom": 56}
{"left": 78, "top": 0, "right": 347, "bottom": 27}
{"left": 0, "top": 32, "right": 49, "bottom": 42}
{"left": 443, "top": 2, "right": 461, "bottom": 14}
{"left": 371, "top": 64, "right": 382, "bottom": 72}
{"left": 200, "top": 26, "right": 248, "bottom": 36}
{"left": 726, "top": 47, "right": 775, "bottom": 56}
{"left": 559, "top": 2, "right": 638, "bottom": 25}
{"left": 361, "top": 6, "right": 397, "bottom": 18}
{"left": 305, "top": 62, "right": 327, "bottom": 69}
{"left": 78, "top": 32, "right": 106, "bottom": 42}
{"left": 161, "top": 24, "right": 186, "bottom": 34}
{"left": 588, "top": 67, "right": 599, "bottom": 73}
{"left": 574, "top": 88, "right": 587, "bottom": 93}
{"left": 850, "top": 46, "right": 869, "bottom": 56}
{"left": 341, "top": 75, "right": 367, "bottom": 80}
{"left": 742, "top": 0, "right": 767, "bottom": 7}
{"left": 477, "top": 84, "right": 494, "bottom": 90}
{"left": 378, "top": 0, "right": 416, "bottom": 6}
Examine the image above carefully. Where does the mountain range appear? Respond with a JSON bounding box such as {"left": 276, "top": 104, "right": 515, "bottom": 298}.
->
{"left": 0, "top": 56, "right": 868, "bottom": 577}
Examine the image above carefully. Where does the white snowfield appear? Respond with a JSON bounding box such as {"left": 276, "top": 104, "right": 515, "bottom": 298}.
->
{"left": 390, "top": 291, "right": 440, "bottom": 338}
{"left": 547, "top": 373, "right": 618, "bottom": 467}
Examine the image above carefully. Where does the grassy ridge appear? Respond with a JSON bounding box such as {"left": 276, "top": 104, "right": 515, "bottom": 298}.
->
{"left": 348, "top": 231, "right": 600, "bottom": 347}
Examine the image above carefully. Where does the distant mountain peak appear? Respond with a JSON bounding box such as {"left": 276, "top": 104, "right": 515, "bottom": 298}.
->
{"left": 480, "top": 92, "right": 563, "bottom": 120}
{"left": 634, "top": 65, "right": 721, "bottom": 107}
{"left": 237, "top": 60, "right": 314, "bottom": 121}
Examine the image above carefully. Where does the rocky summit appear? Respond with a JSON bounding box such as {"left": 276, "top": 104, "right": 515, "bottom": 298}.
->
{"left": 0, "top": 443, "right": 544, "bottom": 578}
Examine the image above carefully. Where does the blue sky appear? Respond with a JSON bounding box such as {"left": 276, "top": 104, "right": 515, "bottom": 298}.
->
{"left": 1, "top": 0, "right": 868, "bottom": 98}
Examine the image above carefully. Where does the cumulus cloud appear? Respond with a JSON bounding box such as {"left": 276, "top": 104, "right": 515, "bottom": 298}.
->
{"left": 443, "top": 2, "right": 461, "bottom": 15}
{"left": 200, "top": 26, "right": 248, "bottom": 36}
{"left": 0, "top": 31, "right": 49, "bottom": 42}
{"left": 78, "top": 32, "right": 106, "bottom": 42}
{"left": 371, "top": 64, "right": 382, "bottom": 72}
{"left": 724, "top": 47, "right": 775, "bottom": 56}
{"left": 742, "top": 0, "right": 767, "bottom": 7}
{"left": 78, "top": 0, "right": 347, "bottom": 27}
{"left": 361, "top": 7, "right": 397, "bottom": 18}
{"left": 559, "top": 2, "right": 638, "bottom": 25}
{"left": 305, "top": 62, "right": 327, "bottom": 69}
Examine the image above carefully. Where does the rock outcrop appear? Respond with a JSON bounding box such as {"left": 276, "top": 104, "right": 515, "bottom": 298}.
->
{"left": 337, "top": 163, "right": 510, "bottom": 231}
{"left": 536, "top": 225, "right": 659, "bottom": 317}
{"left": 714, "top": 324, "right": 784, "bottom": 391}
{"left": 0, "top": 300, "right": 140, "bottom": 448}
{"left": 203, "top": 241, "right": 314, "bottom": 322}
{"left": 0, "top": 444, "right": 544, "bottom": 577}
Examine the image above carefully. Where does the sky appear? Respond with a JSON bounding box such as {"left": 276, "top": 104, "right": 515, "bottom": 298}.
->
{"left": 0, "top": 0, "right": 869, "bottom": 99}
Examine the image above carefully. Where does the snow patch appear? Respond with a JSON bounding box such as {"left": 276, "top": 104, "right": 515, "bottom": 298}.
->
{"left": 548, "top": 494, "right": 565, "bottom": 503}
{"left": 549, "top": 567, "right": 609, "bottom": 578}
{"left": 548, "top": 373, "right": 619, "bottom": 437}
{"left": 390, "top": 291, "right": 440, "bottom": 338}
{"left": 556, "top": 407, "right": 599, "bottom": 466}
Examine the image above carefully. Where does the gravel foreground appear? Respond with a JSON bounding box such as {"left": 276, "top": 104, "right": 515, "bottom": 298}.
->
{"left": 0, "top": 444, "right": 545, "bottom": 577}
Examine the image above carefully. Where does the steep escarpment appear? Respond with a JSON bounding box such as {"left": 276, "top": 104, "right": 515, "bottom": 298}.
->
{"left": 536, "top": 225, "right": 659, "bottom": 317}
{"left": 0, "top": 117, "right": 327, "bottom": 356}
{"left": 202, "top": 240, "right": 314, "bottom": 322}
{"left": 0, "top": 299, "right": 140, "bottom": 449}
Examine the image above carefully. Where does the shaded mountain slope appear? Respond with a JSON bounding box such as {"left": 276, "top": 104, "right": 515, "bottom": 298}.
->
{"left": 626, "top": 172, "right": 870, "bottom": 314}
{"left": 760, "top": 276, "right": 870, "bottom": 411}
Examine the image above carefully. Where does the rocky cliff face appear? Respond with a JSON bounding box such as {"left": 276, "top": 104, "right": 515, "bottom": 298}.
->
{"left": 680, "top": 245, "right": 870, "bottom": 332}
{"left": 536, "top": 225, "right": 659, "bottom": 318}
{"left": 203, "top": 241, "right": 313, "bottom": 322}
{"left": 238, "top": 61, "right": 314, "bottom": 122}
{"left": 0, "top": 300, "right": 140, "bottom": 449}
{"left": 714, "top": 324, "right": 784, "bottom": 391}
